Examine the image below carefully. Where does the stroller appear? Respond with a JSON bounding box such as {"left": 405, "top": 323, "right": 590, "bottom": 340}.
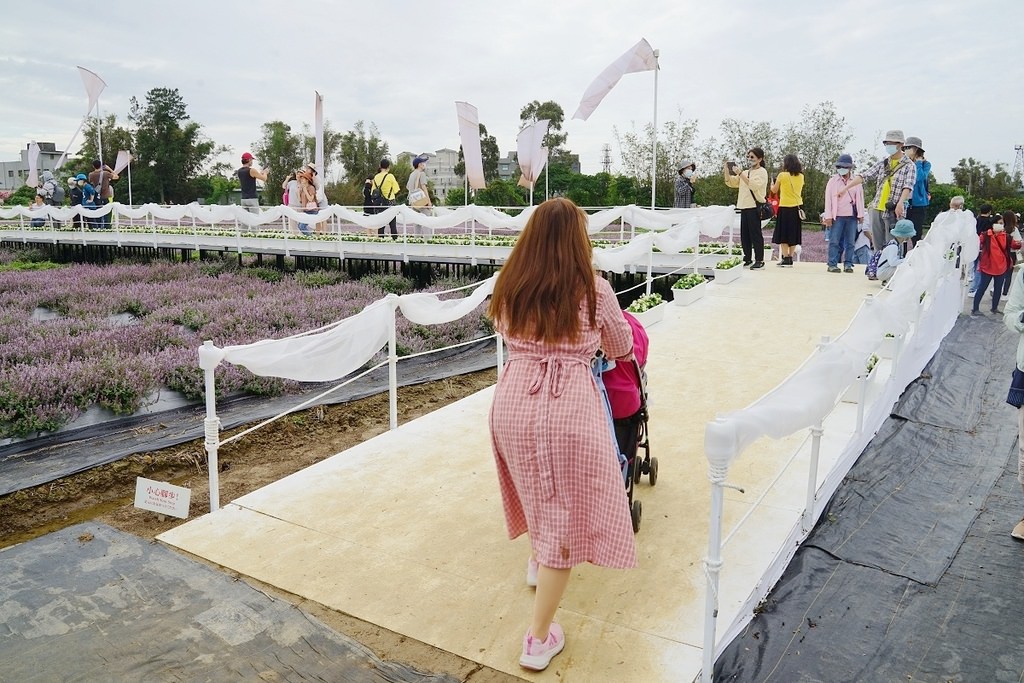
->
{"left": 593, "top": 311, "right": 657, "bottom": 533}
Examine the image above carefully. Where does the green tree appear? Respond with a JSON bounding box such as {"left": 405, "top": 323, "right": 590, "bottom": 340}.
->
{"left": 339, "top": 121, "right": 389, "bottom": 186}
{"left": 952, "top": 158, "right": 1020, "bottom": 200}
{"left": 779, "top": 102, "right": 852, "bottom": 217}
{"left": 613, "top": 113, "right": 699, "bottom": 206}
{"left": 299, "top": 121, "right": 344, "bottom": 179}
{"left": 445, "top": 187, "right": 466, "bottom": 207}
{"left": 77, "top": 114, "right": 134, "bottom": 170}
{"left": 474, "top": 178, "right": 526, "bottom": 207}
{"left": 129, "top": 88, "right": 222, "bottom": 204}
{"left": 252, "top": 121, "right": 304, "bottom": 205}
{"left": 519, "top": 100, "right": 568, "bottom": 157}
{"left": 454, "top": 124, "right": 500, "bottom": 182}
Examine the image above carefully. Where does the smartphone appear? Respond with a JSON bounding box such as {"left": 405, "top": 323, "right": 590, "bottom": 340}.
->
{"left": 726, "top": 161, "right": 738, "bottom": 173}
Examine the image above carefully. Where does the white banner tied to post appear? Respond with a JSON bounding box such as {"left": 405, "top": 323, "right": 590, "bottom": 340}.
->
{"left": 26, "top": 142, "right": 40, "bottom": 188}
{"left": 572, "top": 38, "right": 659, "bottom": 121}
{"left": 516, "top": 120, "right": 549, "bottom": 190}
{"left": 455, "top": 101, "right": 486, "bottom": 190}
{"left": 113, "top": 150, "right": 133, "bottom": 175}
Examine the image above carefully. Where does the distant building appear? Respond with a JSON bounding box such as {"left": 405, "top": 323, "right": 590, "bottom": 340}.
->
{"left": 497, "top": 151, "right": 581, "bottom": 182}
{"left": 398, "top": 148, "right": 463, "bottom": 200}
{"left": 0, "top": 142, "right": 66, "bottom": 191}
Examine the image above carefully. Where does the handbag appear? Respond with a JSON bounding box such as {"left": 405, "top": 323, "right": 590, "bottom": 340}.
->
{"left": 408, "top": 188, "right": 429, "bottom": 207}
{"left": 747, "top": 170, "right": 774, "bottom": 221}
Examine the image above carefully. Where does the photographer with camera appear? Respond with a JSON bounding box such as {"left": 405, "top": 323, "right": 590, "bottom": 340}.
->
{"left": 837, "top": 129, "right": 917, "bottom": 251}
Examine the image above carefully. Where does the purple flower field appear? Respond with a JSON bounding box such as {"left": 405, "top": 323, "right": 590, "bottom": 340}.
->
{"left": 0, "top": 254, "right": 488, "bottom": 438}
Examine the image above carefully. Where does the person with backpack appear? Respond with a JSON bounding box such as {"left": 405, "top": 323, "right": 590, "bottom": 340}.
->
{"left": 871, "top": 219, "right": 915, "bottom": 283}
{"left": 371, "top": 158, "right": 400, "bottom": 239}
{"left": 68, "top": 176, "right": 83, "bottom": 231}
{"left": 838, "top": 129, "right": 917, "bottom": 250}
{"left": 40, "top": 170, "right": 64, "bottom": 229}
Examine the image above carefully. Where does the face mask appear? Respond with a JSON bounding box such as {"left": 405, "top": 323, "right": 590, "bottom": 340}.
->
{"left": 994, "top": 223, "right": 1005, "bottom": 233}
{"left": 836, "top": 168, "right": 849, "bottom": 176}
{"left": 683, "top": 169, "right": 693, "bottom": 179}
{"left": 884, "top": 144, "right": 899, "bottom": 155}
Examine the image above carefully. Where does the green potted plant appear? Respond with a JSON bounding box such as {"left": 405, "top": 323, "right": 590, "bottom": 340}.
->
{"left": 626, "top": 292, "right": 667, "bottom": 326}
{"left": 670, "top": 273, "right": 708, "bottom": 306}
{"left": 713, "top": 256, "right": 743, "bottom": 284}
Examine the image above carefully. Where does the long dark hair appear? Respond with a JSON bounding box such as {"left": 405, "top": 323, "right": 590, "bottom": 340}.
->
{"left": 782, "top": 154, "right": 803, "bottom": 175}
{"left": 1003, "top": 211, "right": 1018, "bottom": 231}
{"left": 487, "top": 197, "right": 597, "bottom": 343}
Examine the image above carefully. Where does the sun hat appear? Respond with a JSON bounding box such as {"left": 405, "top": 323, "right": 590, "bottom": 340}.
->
{"left": 903, "top": 136, "right": 924, "bottom": 153}
{"left": 305, "top": 162, "right": 318, "bottom": 175}
{"left": 891, "top": 219, "right": 916, "bottom": 238}
{"left": 412, "top": 156, "right": 428, "bottom": 168}
{"left": 241, "top": 152, "right": 254, "bottom": 162}
{"left": 882, "top": 130, "right": 905, "bottom": 144}
{"left": 75, "top": 173, "right": 87, "bottom": 181}
{"left": 835, "top": 154, "right": 854, "bottom": 168}
{"left": 677, "top": 159, "right": 694, "bottom": 172}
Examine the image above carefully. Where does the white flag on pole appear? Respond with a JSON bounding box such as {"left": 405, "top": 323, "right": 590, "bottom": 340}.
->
{"left": 572, "top": 39, "right": 659, "bottom": 121}
{"left": 113, "top": 150, "right": 133, "bottom": 175}
{"left": 26, "top": 142, "right": 40, "bottom": 188}
{"left": 55, "top": 67, "right": 108, "bottom": 170}
{"left": 77, "top": 66, "right": 107, "bottom": 117}
{"left": 456, "top": 101, "right": 486, "bottom": 190}
{"left": 516, "top": 120, "right": 550, "bottom": 189}
{"left": 314, "top": 91, "right": 324, "bottom": 177}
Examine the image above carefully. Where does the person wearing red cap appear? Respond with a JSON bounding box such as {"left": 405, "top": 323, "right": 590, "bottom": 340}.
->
{"left": 237, "top": 152, "right": 269, "bottom": 213}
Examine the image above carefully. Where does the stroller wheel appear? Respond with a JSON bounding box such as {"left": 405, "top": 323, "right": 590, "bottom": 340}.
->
{"left": 631, "top": 499, "right": 642, "bottom": 533}
{"left": 648, "top": 457, "right": 659, "bottom": 486}
{"left": 632, "top": 459, "right": 643, "bottom": 485}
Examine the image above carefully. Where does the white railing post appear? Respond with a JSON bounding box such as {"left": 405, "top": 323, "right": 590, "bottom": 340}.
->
{"left": 199, "top": 340, "right": 221, "bottom": 512}
{"left": 496, "top": 334, "right": 504, "bottom": 374}
{"left": 387, "top": 296, "right": 399, "bottom": 430}
{"left": 701, "top": 416, "right": 739, "bottom": 683}
{"left": 803, "top": 420, "right": 823, "bottom": 533}
{"left": 645, "top": 243, "right": 654, "bottom": 296}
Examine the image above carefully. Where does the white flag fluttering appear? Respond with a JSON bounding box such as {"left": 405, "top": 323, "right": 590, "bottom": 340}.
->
{"left": 456, "top": 101, "right": 486, "bottom": 190}
{"left": 113, "top": 150, "right": 133, "bottom": 175}
{"left": 56, "top": 67, "right": 109, "bottom": 170}
{"left": 516, "top": 120, "right": 549, "bottom": 190}
{"left": 26, "top": 142, "right": 40, "bottom": 188}
{"left": 572, "top": 39, "right": 659, "bottom": 121}
{"left": 314, "top": 91, "right": 326, "bottom": 203}
{"left": 78, "top": 66, "right": 107, "bottom": 114}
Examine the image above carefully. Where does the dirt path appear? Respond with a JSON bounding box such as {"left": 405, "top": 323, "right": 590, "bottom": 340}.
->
{"left": 0, "top": 369, "right": 518, "bottom": 683}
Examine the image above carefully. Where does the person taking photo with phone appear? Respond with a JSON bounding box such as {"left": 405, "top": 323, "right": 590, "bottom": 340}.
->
{"left": 724, "top": 148, "right": 769, "bottom": 269}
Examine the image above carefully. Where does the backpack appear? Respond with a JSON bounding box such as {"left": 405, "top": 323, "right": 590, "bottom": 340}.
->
{"left": 50, "top": 183, "right": 65, "bottom": 204}
{"left": 371, "top": 173, "right": 394, "bottom": 207}
{"left": 865, "top": 249, "right": 883, "bottom": 280}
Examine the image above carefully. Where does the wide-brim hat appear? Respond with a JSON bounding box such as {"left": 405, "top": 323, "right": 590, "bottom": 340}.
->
{"left": 892, "top": 219, "right": 916, "bottom": 238}
{"left": 904, "top": 136, "right": 924, "bottom": 153}
{"left": 835, "top": 154, "right": 854, "bottom": 168}
{"left": 677, "top": 159, "right": 695, "bottom": 171}
{"left": 883, "top": 129, "right": 905, "bottom": 144}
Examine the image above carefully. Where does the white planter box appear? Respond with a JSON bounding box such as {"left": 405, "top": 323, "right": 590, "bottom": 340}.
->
{"left": 713, "top": 265, "right": 743, "bottom": 284}
{"left": 878, "top": 335, "right": 902, "bottom": 360}
{"left": 841, "top": 365, "right": 880, "bottom": 404}
{"left": 630, "top": 301, "right": 668, "bottom": 328}
{"left": 671, "top": 282, "right": 706, "bottom": 306}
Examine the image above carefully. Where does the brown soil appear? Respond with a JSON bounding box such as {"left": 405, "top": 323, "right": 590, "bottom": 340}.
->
{"left": 0, "top": 369, "right": 518, "bottom": 683}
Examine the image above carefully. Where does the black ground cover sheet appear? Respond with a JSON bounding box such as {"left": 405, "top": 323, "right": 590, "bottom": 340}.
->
{"left": 0, "top": 341, "right": 496, "bottom": 496}
{"left": 715, "top": 315, "right": 1024, "bottom": 682}
{"left": 0, "top": 523, "right": 456, "bottom": 682}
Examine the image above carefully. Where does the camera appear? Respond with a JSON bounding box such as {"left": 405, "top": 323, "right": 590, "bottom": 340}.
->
{"left": 885, "top": 200, "right": 898, "bottom": 212}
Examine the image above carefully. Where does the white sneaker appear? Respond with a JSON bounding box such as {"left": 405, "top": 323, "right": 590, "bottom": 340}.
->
{"left": 520, "top": 623, "right": 565, "bottom": 671}
{"left": 526, "top": 557, "right": 538, "bottom": 587}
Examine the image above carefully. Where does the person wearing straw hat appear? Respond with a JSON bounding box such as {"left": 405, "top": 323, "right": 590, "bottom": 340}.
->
{"left": 838, "top": 129, "right": 917, "bottom": 250}
{"left": 673, "top": 159, "right": 696, "bottom": 208}
{"left": 903, "top": 136, "right": 930, "bottom": 246}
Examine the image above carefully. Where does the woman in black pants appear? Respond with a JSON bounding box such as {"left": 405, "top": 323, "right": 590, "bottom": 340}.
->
{"left": 723, "top": 147, "right": 769, "bottom": 269}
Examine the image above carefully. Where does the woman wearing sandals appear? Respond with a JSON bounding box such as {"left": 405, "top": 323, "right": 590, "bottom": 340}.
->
{"left": 724, "top": 148, "right": 769, "bottom": 269}
{"left": 770, "top": 154, "right": 805, "bottom": 267}
{"left": 487, "top": 198, "right": 636, "bottom": 672}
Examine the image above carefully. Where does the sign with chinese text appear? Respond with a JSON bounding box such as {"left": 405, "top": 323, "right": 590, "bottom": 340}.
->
{"left": 134, "top": 477, "right": 191, "bottom": 519}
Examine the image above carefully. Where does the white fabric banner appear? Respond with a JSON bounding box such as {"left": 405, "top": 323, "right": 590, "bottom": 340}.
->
{"left": 78, "top": 66, "right": 106, "bottom": 114}
{"left": 456, "top": 102, "right": 486, "bottom": 190}
{"left": 516, "top": 120, "right": 549, "bottom": 190}
{"left": 113, "top": 150, "right": 132, "bottom": 175}
{"left": 26, "top": 142, "right": 40, "bottom": 189}
{"left": 314, "top": 91, "right": 324, "bottom": 186}
{"left": 572, "top": 39, "right": 658, "bottom": 121}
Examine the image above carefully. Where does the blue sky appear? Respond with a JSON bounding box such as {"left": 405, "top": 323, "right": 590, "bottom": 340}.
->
{"left": 1, "top": 0, "right": 1021, "bottom": 184}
